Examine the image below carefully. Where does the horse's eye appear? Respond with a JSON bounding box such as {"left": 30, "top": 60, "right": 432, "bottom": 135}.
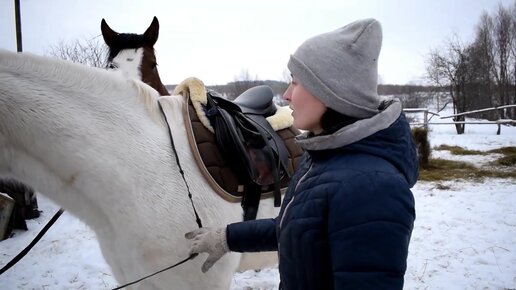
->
{"left": 107, "top": 62, "right": 119, "bottom": 70}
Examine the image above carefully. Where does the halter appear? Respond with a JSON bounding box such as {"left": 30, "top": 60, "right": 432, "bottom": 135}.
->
{"left": 0, "top": 101, "right": 203, "bottom": 289}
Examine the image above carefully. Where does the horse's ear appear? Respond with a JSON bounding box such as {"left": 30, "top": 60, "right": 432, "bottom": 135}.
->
{"left": 143, "top": 16, "right": 159, "bottom": 46}
{"left": 101, "top": 18, "right": 118, "bottom": 47}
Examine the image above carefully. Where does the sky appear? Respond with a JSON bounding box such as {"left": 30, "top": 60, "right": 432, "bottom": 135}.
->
{"left": 0, "top": 0, "right": 515, "bottom": 86}
{"left": 1, "top": 104, "right": 515, "bottom": 289}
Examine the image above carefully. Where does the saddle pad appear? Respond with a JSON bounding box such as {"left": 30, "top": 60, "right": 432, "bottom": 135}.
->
{"left": 171, "top": 78, "right": 304, "bottom": 202}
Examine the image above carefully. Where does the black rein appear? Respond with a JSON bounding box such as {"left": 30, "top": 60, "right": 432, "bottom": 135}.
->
{"left": 112, "top": 100, "right": 202, "bottom": 289}
{"left": 0, "top": 100, "right": 203, "bottom": 289}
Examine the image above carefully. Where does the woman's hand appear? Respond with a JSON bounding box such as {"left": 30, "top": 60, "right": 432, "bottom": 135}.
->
{"left": 185, "top": 227, "right": 229, "bottom": 273}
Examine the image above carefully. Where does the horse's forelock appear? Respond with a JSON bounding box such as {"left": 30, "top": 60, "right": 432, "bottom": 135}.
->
{"left": 108, "top": 33, "right": 147, "bottom": 60}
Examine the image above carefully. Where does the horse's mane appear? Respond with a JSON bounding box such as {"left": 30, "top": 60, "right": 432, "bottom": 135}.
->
{"left": 0, "top": 49, "right": 163, "bottom": 124}
{"left": 128, "top": 79, "right": 165, "bottom": 125}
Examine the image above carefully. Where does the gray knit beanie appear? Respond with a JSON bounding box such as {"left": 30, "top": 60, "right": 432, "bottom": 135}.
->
{"left": 288, "top": 18, "right": 382, "bottom": 119}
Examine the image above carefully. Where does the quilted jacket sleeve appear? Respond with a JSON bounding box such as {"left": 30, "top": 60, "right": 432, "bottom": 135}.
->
{"left": 226, "top": 218, "right": 278, "bottom": 253}
{"left": 328, "top": 172, "right": 415, "bottom": 290}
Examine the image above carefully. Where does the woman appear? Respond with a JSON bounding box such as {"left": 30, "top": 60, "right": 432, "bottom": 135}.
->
{"left": 186, "top": 18, "right": 418, "bottom": 289}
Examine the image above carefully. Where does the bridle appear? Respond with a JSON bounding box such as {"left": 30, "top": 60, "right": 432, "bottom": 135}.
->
{"left": 112, "top": 100, "right": 203, "bottom": 289}
{"left": 0, "top": 101, "right": 203, "bottom": 289}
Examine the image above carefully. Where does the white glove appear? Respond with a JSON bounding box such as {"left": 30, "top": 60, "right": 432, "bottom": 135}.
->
{"left": 185, "top": 227, "right": 230, "bottom": 273}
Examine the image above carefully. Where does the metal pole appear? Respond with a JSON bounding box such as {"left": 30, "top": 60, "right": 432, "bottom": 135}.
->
{"left": 14, "top": 0, "right": 23, "bottom": 52}
{"left": 424, "top": 110, "right": 428, "bottom": 131}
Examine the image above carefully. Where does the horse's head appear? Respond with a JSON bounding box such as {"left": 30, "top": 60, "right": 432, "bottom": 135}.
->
{"left": 101, "top": 17, "right": 170, "bottom": 95}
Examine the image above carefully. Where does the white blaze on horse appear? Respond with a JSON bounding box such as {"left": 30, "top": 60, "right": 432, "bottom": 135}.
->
{"left": 101, "top": 16, "right": 170, "bottom": 96}
{"left": 0, "top": 49, "right": 284, "bottom": 289}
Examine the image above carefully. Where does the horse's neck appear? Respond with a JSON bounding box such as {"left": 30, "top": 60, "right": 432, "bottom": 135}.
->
{"left": 0, "top": 51, "right": 183, "bottom": 228}
{"left": 153, "top": 76, "right": 170, "bottom": 96}
{"left": 1, "top": 50, "right": 250, "bottom": 289}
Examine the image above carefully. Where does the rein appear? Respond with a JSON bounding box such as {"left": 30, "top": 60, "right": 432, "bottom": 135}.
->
{"left": 158, "top": 100, "right": 203, "bottom": 229}
{"left": 111, "top": 100, "right": 203, "bottom": 289}
{"left": 0, "top": 101, "right": 203, "bottom": 289}
{"left": 0, "top": 208, "right": 64, "bottom": 275}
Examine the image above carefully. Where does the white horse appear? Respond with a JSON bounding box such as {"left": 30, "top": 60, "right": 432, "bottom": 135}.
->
{"left": 0, "top": 49, "right": 278, "bottom": 289}
{"left": 99, "top": 17, "right": 281, "bottom": 272}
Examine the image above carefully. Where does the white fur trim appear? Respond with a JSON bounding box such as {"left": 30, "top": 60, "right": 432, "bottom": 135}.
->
{"left": 173, "top": 77, "right": 214, "bottom": 133}
{"left": 173, "top": 77, "right": 293, "bottom": 132}
{"left": 266, "top": 105, "right": 293, "bottom": 131}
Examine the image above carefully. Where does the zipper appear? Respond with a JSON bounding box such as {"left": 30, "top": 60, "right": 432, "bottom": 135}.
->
{"left": 277, "top": 161, "right": 313, "bottom": 270}
{"left": 279, "top": 162, "right": 313, "bottom": 230}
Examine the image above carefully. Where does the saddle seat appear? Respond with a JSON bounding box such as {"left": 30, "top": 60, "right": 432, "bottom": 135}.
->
{"left": 173, "top": 77, "right": 305, "bottom": 220}
{"left": 232, "top": 85, "right": 277, "bottom": 116}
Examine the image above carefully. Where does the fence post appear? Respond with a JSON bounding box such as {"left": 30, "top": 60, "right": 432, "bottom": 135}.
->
{"left": 0, "top": 192, "right": 15, "bottom": 240}
{"left": 424, "top": 110, "right": 428, "bottom": 131}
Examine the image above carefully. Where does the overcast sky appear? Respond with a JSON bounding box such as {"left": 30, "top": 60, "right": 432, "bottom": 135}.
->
{"left": 1, "top": 0, "right": 514, "bottom": 86}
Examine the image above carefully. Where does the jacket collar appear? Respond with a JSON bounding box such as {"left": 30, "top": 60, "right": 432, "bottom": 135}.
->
{"left": 295, "top": 99, "right": 402, "bottom": 151}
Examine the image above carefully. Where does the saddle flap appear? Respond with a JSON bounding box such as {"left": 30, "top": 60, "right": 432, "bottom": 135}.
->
{"left": 209, "top": 97, "right": 280, "bottom": 186}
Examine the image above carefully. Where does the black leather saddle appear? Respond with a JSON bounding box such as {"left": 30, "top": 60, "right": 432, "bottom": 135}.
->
{"left": 205, "top": 86, "right": 291, "bottom": 220}
{"left": 232, "top": 85, "right": 277, "bottom": 116}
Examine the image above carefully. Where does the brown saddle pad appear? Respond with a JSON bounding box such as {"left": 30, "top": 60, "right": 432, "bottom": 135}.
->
{"left": 182, "top": 92, "right": 304, "bottom": 202}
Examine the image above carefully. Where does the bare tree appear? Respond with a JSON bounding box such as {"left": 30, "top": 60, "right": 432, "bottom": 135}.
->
{"left": 510, "top": 1, "right": 516, "bottom": 119}
{"left": 48, "top": 37, "right": 108, "bottom": 68}
{"left": 226, "top": 69, "right": 264, "bottom": 100}
{"left": 425, "top": 1, "right": 516, "bottom": 131}
{"left": 468, "top": 13, "right": 498, "bottom": 119}
{"left": 490, "top": 4, "right": 514, "bottom": 119}
{"left": 426, "top": 36, "right": 474, "bottom": 134}
{"left": 466, "top": 4, "right": 516, "bottom": 121}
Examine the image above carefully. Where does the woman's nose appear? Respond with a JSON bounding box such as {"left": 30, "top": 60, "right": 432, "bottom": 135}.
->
{"left": 283, "top": 85, "right": 292, "bottom": 101}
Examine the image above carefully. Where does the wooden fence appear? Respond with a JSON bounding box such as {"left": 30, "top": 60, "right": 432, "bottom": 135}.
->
{"left": 403, "top": 104, "right": 516, "bottom": 135}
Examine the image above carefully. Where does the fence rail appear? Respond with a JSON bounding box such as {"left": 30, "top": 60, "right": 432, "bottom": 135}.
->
{"left": 440, "top": 104, "right": 516, "bottom": 119}
{"left": 403, "top": 105, "right": 516, "bottom": 135}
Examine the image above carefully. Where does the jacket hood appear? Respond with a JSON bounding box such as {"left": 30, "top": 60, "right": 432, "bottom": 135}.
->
{"left": 296, "top": 98, "right": 402, "bottom": 150}
{"left": 343, "top": 113, "right": 419, "bottom": 186}
{"left": 302, "top": 104, "right": 419, "bottom": 187}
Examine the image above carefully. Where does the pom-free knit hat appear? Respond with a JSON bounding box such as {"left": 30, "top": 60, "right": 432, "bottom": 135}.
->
{"left": 288, "top": 18, "right": 382, "bottom": 119}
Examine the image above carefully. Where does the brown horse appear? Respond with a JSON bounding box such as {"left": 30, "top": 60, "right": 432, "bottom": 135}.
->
{"left": 101, "top": 17, "right": 170, "bottom": 96}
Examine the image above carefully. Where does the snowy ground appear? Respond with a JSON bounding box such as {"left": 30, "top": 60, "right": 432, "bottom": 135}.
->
{"left": 1, "top": 108, "right": 515, "bottom": 290}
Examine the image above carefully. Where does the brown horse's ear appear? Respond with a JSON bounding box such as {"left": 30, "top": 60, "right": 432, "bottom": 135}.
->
{"left": 143, "top": 16, "right": 159, "bottom": 46}
{"left": 101, "top": 19, "right": 118, "bottom": 47}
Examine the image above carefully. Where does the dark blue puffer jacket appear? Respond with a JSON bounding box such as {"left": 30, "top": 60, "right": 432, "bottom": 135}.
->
{"left": 227, "top": 114, "right": 418, "bottom": 290}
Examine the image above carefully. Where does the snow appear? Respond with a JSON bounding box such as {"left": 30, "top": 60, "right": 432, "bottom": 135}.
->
{"left": 1, "top": 106, "right": 515, "bottom": 290}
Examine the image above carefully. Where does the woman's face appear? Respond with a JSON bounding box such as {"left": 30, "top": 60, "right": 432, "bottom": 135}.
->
{"left": 283, "top": 76, "right": 326, "bottom": 134}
